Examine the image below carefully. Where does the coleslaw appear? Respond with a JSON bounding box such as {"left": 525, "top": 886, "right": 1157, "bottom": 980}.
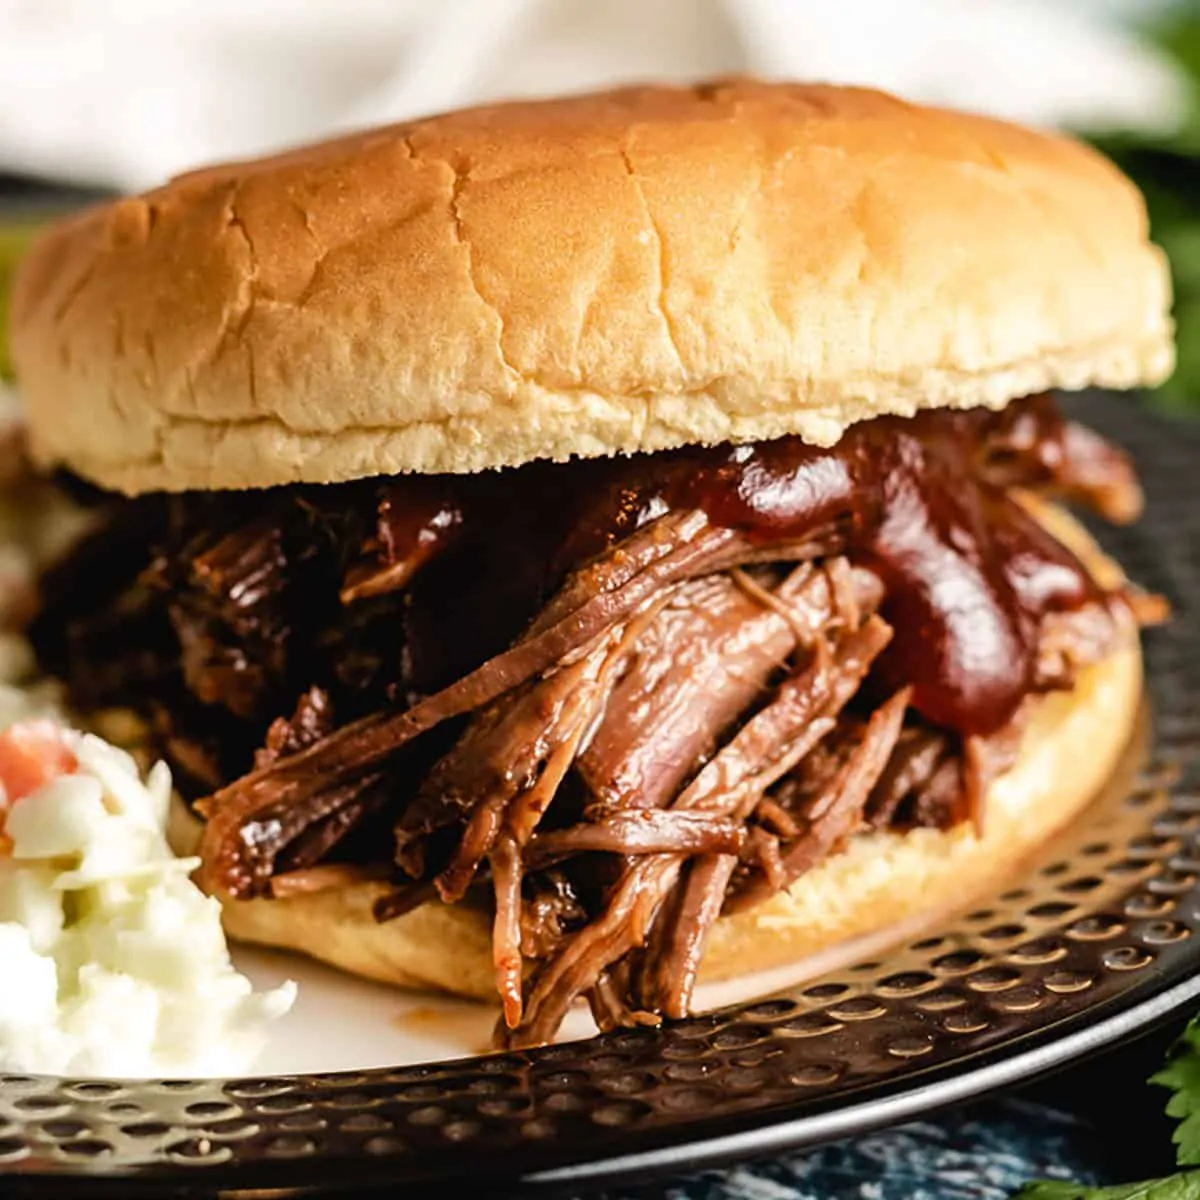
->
{"left": 0, "top": 688, "right": 295, "bottom": 1077}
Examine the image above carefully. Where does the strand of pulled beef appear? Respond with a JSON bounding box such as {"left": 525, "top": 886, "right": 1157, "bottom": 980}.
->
{"left": 574, "top": 564, "right": 882, "bottom": 815}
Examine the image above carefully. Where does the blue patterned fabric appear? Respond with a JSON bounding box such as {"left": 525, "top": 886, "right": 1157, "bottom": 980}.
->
{"left": 603, "top": 1100, "right": 1108, "bottom": 1200}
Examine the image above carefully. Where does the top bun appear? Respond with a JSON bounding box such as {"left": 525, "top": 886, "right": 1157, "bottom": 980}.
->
{"left": 10, "top": 79, "right": 1174, "bottom": 495}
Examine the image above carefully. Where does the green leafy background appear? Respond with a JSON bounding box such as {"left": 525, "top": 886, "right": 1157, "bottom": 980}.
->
{"left": 1091, "top": 7, "right": 1200, "bottom": 411}
{"left": 1014, "top": 1013, "right": 1200, "bottom": 1198}
{"left": 0, "top": 222, "right": 36, "bottom": 380}
{"left": 1017, "top": 1178, "right": 1200, "bottom": 1199}
{"left": 1154, "top": 1016, "right": 1200, "bottom": 1168}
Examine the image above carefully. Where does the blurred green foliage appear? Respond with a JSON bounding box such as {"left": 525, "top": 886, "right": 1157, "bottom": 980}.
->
{"left": 0, "top": 223, "right": 37, "bottom": 380}
{"left": 1089, "top": 7, "right": 1200, "bottom": 409}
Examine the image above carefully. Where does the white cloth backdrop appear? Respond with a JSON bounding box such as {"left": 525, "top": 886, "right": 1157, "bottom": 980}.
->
{"left": 0, "top": 0, "right": 1187, "bottom": 192}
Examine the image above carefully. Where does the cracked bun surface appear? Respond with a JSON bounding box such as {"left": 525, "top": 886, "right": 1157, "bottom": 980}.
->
{"left": 10, "top": 79, "right": 1174, "bottom": 495}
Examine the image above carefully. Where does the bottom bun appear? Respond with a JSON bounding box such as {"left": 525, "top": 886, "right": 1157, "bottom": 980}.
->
{"left": 217, "top": 502, "right": 1144, "bottom": 1002}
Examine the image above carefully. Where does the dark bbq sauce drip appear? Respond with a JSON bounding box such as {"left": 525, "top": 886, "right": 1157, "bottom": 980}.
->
{"left": 515, "top": 399, "right": 1101, "bottom": 736}
{"left": 359, "top": 398, "right": 1102, "bottom": 735}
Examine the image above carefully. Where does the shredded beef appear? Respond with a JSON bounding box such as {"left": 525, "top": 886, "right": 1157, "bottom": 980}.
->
{"left": 908, "top": 756, "right": 970, "bottom": 828}
{"left": 978, "top": 393, "right": 1143, "bottom": 523}
{"left": 407, "top": 609, "right": 653, "bottom": 902}
{"left": 865, "top": 726, "right": 950, "bottom": 828}
{"left": 576, "top": 573, "right": 790, "bottom": 813}
{"left": 578, "top": 564, "right": 882, "bottom": 813}
{"left": 642, "top": 853, "right": 736, "bottom": 1020}
{"left": 270, "top": 862, "right": 391, "bottom": 898}
{"left": 509, "top": 614, "right": 895, "bottom": 1046}
{"left": 30, "top": 394, "right": 1151, "bottom": 1047}
{"left": 255, "top": 687, "right": 335, "bottom": 769}
{"left": 167, "top": 518, "right": 293, "bottom": 719}
{"left": 519, "top": 871, "right": 587, "bottom": 960}
{"left": 490, "top": 834, "right": 525, "bottom": 1028}
{"left": 231, "top": 773, "right": 387, "bottom": 898}
{"left": 274, "top": 787, "right": 390, "bottom": 875}
{"left": 727, "top": 688, "right": 910, "bottom": 915}
{"left": 526, "top": 811, "right": 747, "bottom": 870}
{"left": 1035, "top": 601, "right": 1124, "bottom": 690}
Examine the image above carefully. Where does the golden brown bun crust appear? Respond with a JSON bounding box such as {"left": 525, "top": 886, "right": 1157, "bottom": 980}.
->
{"left": 11, "top": 80, "right": 1173, "bottom": 495}
{"left": 217, "top": 504, "right": 1143, "bottom": 1000}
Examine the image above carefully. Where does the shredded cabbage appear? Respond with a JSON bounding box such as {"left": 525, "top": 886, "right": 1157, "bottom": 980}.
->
{"left": 0, "top": 685, "right": 295, "bottom": 1076}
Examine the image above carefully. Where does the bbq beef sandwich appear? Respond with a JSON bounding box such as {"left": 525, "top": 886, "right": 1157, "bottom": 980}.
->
{"left": 9, "top": 81, "right": 1174, "bottom": 1048}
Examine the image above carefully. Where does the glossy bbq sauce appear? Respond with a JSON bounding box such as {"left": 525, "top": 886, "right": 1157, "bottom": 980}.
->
{"left": 670, "top": 408, "right": 1099, "bottom": 736}
{"left": 352, "top": 399, "right": 1106, "bottom": 738}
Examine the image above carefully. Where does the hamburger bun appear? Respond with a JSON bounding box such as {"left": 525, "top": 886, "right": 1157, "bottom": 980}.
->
{"left": 211, "top": 500, "right": 1143, "bottom": 1001}
{"left": 10, "top": 80, "right": 1173, "bottom": 496}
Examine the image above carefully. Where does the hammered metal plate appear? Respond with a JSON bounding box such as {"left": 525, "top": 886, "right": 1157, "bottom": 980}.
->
{"left": 2, "top": 393, "right": 1199, "bottom": 1198}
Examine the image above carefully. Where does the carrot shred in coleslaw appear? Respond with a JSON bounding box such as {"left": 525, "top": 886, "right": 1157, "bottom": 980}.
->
{"left": 0, "top": 720, "right": 77, "bottom": 853}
